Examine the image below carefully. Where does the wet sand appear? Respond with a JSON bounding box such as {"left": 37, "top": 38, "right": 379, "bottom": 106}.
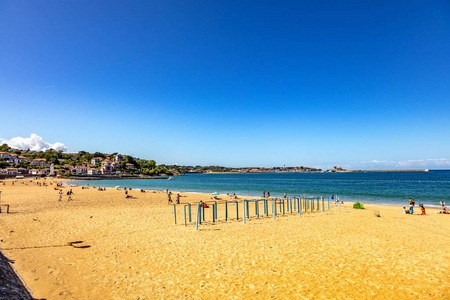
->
{"left": 0, "top": 178, "right": 449, "bottom": 299}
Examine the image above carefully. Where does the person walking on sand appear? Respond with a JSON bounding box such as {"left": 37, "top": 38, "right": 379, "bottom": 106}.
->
{"left": 168, "top": 192, "right": 172, "bottom": 204}
{"left": 176, "top": 193, "right": 180, "bottom": 204}
{"left": 67, "top": 189, "right": 74, "bottom": 201}
{"left": 267, "top": 191, "right": 270, "bottom": 198}
{"left": 441, "top": 201, "right": 445, "bottom": 208}
{"left": 58, "top": 190, "right": 62, "bottom": 201}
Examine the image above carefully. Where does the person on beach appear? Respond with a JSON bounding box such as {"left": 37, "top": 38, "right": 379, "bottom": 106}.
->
{"left": 441, "top": 201, "right": 445, "bottom": 208}
{"left": 409, "top": 205, "right": 414, "bottom": 214}
{"left": 402, "top": 207, "right": 408, "bottom": 214}
{"left": 284, "top": 192, "right": 287, "bottom": 199}
{"left": 58, "top": 190, "right": 62, "bottom": 201}
{"left": 125, "top": 189, "right": 128, "bottom": 197}
{"left": 421, "top": 205, "right": 426, "bottom": 215}
{"left": 67, "top": 189, "right": 73, "bottom": 201}
{"left": 267, "top": 191, "right": 270, "bottom": 198}
{"left": 263, "top": 191, "right": 265, "bottom": 198}
{"left": 168, "top": 192, "right": 172, "bottom": 204}
{"left": 176, "top": 194, "right": 180, "bottom": 204}
{"left": 412, "top": 199, "right": 415, "bottom": 206}
{"left": 166, "top": 188, "right": 169, "bottom": 194}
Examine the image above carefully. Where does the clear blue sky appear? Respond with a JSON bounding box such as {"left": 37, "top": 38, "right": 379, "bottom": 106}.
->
{"left": 1, "top": 1, "right": 449, "bottom": 169}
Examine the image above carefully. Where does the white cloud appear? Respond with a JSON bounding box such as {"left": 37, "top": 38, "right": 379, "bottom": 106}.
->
{"left": 354, "top": 158, "right": 450, "bottom": 170}
{"left": 1, "top": 134, "right": 69, "bottom": 152}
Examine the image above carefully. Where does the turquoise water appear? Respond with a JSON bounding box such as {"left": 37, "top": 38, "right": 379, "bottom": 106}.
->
{"left": 70, "top": 171, "right": 450, "bottom": 207}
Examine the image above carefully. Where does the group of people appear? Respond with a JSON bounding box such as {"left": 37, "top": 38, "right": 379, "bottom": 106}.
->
{"left": 439, "top": 201, "right": 448, "bottom": 214}
{"left": 167, "top": 191, "right": 180, "bottom": 204}
{"left": 403, "top": 198, "right": 425, "bottom": 215}
{"left": 262, "top": 191, "right": 270, "bottom": 198}
{"left": 58, "top": 189, "right": 74, "bottom": 201}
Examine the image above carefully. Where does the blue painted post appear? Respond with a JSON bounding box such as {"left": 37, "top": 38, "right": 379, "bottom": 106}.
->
{"left": 195, "top": 203, "right": 200, "bottom": 230}
{"left": 215, "top": 201, "right": 218, "bottom": 221}
{"left": 173, "top": 204, "right": 177, "bottom": 224}
{"left": 243, "top": 200, "right": 246, "bottom": 224}
{"left": 202, "top": 204, "right": 205, "bottom": 221}
{"left": 212, "top": 204, "right": 215, "bottom": 223}
{"left": 246, "top": 200, "right": 249, "bottom": 219}
{"left": 188, "top": 204, "right": 192, "bottom": 222}
{"left": 199, "top": 203, "right": 202, "bottom": 225}
{"left": 291, "top": 199, "right": 293, "bottom": 214}
{"left": 282, "top": 199, "right": 285, "bottom": 215}
{"left": 298, "top": 197, "right": 301, "bottom": 216}
{"left": 256, "top": 200, "right": 260, "bottom": 218}
{"left": 294, "top": 198, "right": 297, "bottom": 211}
{"left": 273, "top": 198, "right": 276, "bottom": 219}
{"left": 236, "top": 201, "right": 239, "bottom": 220}
{"left": 321, "top": 196, "right": 323, "bottom": 213}
{"left": 184, "top": 205, "right": 187, "bottom": 226}
{"left": 328, "top": 197, "right": 330, "bottom": 211}
{"left": 311, "top": 198, "right": 313, "bottom": 212}
{"left": 225, "top": 201, "right": 228, "bottom": 221}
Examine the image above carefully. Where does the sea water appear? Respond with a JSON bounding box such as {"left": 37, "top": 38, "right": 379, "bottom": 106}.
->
{"left": 69, "top": 170, "right": 449, "bottom": 207}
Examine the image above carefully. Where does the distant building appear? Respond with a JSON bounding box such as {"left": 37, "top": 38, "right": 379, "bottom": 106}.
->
{"left": 91, "top": 157, "right": 103, "bottom": 165}
{"left": 31, "top": 158, "right": 50, "bottom": 167}
{"left": 125, "top": 163, "right": 134, "bottom": 170}
{"left": 75, "top": 166, "right": 88, "bottom": 175}
{"left": 101, "top": 160, "right": 113, "bottom": 174}
{"left": 0, "top": 152, "right": 10, "bottom": 159}
{"left": 87, "top": 168, "right": 102, "bottom": 175}
{"left": 114, "top": 154, "right": 124, "bottom": 162}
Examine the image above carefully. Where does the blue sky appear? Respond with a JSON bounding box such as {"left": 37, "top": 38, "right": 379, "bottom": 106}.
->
{"left": 1, "top": 1, "right": 449, "bottom": 169}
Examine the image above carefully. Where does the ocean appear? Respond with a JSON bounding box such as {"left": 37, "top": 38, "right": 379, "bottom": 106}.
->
{"left": 68, "top": 170, "right": 450, "bottom": 208}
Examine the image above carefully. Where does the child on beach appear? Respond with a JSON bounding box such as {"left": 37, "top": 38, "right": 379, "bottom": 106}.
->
{"left": 58, "top": 190, "right": 62, "bottom": 201}
{"left": 67, "top": 189, "right": 73, "bottom": 201}
{"left": 402, "top": 207, "right": 408, "bottom": 214}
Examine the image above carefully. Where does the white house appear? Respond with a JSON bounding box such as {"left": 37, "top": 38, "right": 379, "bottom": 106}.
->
{"left": 101, "top": 160, "right": 113, "bottom": 174}
{"left": 31, "top": 158, "right": 50, "bottom": 167}
{"left": 113, "top": 154, "right": 124, "bottom": 162}
{"left": 75, "top": 166, "right": 88, "bottom": 175}
{"left": 87, "top": 168, "right": 102, "bottom": 175}
{"left": 0, "top": 152, "right": 10, "bottom": 159}
{"left": 8, "top": 154, "right": 19, "bottom": 165}
{"left": 91, "top": 157, "right": 103, "bottom": 165}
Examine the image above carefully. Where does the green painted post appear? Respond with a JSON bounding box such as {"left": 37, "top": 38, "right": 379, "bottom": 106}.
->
{"left": 188, "top": 203, "right": 192, "bottom": 222}
{"left": 173, "top": 204, "right": 177, "bottom": 224}
{"left": 195, "top": 203, "right": 200, "bottom": 230}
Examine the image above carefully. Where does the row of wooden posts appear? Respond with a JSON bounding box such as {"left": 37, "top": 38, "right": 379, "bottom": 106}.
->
{"left": 173, "top": 196, "right": 341, "bottom": 230}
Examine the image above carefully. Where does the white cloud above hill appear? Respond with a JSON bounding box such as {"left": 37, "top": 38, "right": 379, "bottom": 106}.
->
{"left": 1, "top": 134, "right": 69, "bottom": 152}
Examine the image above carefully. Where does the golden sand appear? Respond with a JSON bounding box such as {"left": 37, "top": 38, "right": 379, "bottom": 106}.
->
{"left": 0, "top": 178, "right": 449, "bottom": 299}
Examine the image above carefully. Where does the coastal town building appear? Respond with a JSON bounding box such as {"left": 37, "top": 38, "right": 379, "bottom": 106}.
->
{"left": 101, "top": 160, "right": 113, "bottom": 174}
{"left": 87, "top": 168, "right": 102, "bottom": 175}
{"left": 75, "top": 166, "right": 88, "bottom": 175}
{"left": 125, "top": 163, "right": 134, "bottom": 170}
{"left": 113, "top": 154, "right": 124, "bottom": 162}
{"left": 91, "top": 157, "right": 103, "bottom": 165}
{"left": 0, "top": 152, "right": 10, "bottom": 159}
{"left": 31, "top": 158, "right": 50, "bottom": 167}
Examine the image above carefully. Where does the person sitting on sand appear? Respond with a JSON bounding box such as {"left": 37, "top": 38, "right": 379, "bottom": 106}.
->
{"left": 421, "top": 205, "right": 426, "bottom": 215}
{"left": 409, "top": 205, "right": 414, "bottom": 214}
{"left": 439, "top": 207, "right": 448, "bottom": 214}
{"left": 402, "top": 207, "right": 408, "bottom": 214}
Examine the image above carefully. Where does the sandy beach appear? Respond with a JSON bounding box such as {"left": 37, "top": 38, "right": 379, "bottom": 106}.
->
{"left": 0, "top": 177, "right": 449, "bottom": 299}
